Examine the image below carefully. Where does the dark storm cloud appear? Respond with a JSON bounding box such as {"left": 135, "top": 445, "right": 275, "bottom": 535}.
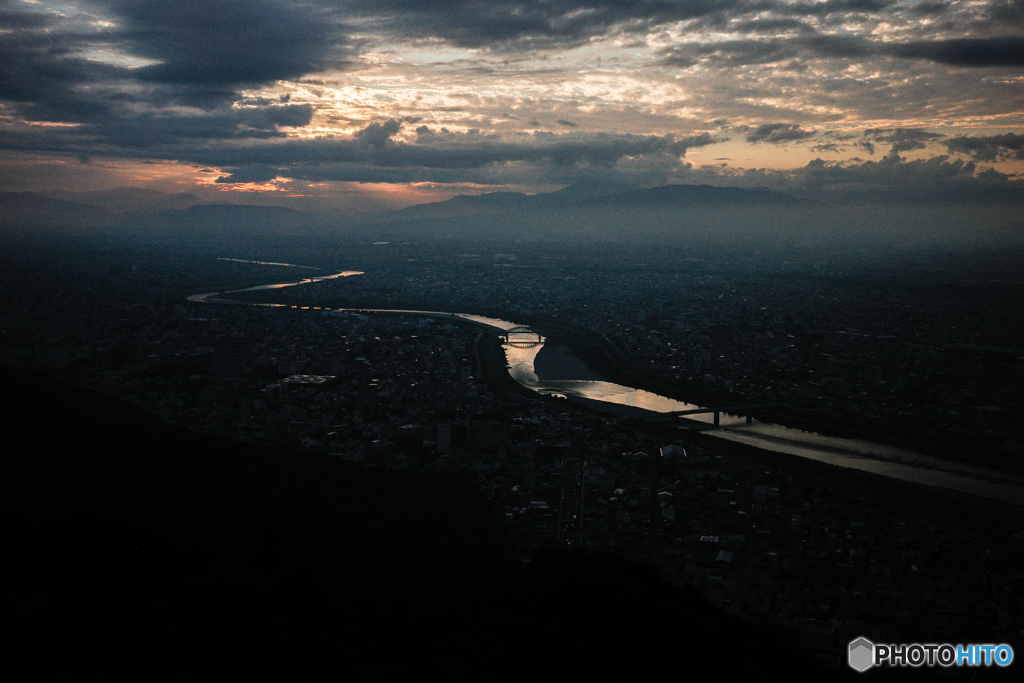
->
{"left": 335, "top": 0, "right": 744, "bottom": 49}
{"left": 744, "top": 123, "right": 815, "bottom": 144}
{"left": 101, "top": 104, "right": 317, "bottom": 147}
{"left": 987, "top": 0, "right": 1024, "bottom": 26}
{"left": 1, "top": 103, "right": 316, "bottom": 152}
{"left": 0, "top": 0, "right": 353, "bottom": 128}
{"left": 886, "top": 37, "right": 1024, "bottom": 67}
{"left": 0, "top": 0, "right": 343, "bottom": 172}
{"left": 0, "top": 22, "right": 128, "bottom": 122}
{"left": 557, "top": 119, "right": 579, "bottom": 128}
{"left": 945, "top": 133, "right": 1024, "bottom": 161}
{"left": 355, "top": 118, "right": 402, "bottom": 146}
{"left": 0, "top": 0, "right": 346, "bottom": 136}
{"left": 112, "top": 0, "right": 343, "bottom": 87}
{"left": 0, "top": 7, "right": 51, "bottom": 29}
{"left": 205, "top": 123, "right": 719, "bottom": 184}
{"left": 908, "top": 1, "right": 949, "bottom": 17}
{"left": 660, "top": 33, "right": 1024, "bottom": 68}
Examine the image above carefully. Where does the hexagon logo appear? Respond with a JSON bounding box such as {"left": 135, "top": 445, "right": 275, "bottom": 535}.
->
{"left": 848, "top": 637, "right": 875, "bottom": 672}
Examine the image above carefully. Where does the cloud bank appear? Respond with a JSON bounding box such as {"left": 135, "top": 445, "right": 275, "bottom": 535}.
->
{"left": 0, "top": 0, "right": 1021, "bottom": 205}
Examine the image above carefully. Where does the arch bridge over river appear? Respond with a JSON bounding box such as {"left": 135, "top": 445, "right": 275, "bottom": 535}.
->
{"left": 501, "top": 326, "right": 543, "bottom": 347}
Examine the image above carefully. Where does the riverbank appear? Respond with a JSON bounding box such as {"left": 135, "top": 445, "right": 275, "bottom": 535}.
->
{"left": 532, "top": 345, "right": 604, "bottom": 381}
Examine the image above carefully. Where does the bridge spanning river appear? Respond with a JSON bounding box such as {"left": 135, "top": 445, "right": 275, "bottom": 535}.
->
{"left": 501, "top": 326, "right": 543, "bottom": 347}
{"left": 638, "top": 404, "right": 775, "bottom": 427}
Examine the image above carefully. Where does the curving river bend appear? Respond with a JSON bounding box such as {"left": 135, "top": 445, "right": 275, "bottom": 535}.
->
{"left": 190, "top": 273, "right": 1024, "bottom": 507}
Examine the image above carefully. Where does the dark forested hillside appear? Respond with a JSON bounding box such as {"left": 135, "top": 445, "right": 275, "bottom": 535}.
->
{"left": 3, "top": 367, "right": 845, "bottom": 681}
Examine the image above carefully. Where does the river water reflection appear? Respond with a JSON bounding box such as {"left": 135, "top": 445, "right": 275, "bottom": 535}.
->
{"left": 189, "top": 277, "right": 1023, "bottom": 506}
{"left": 187, "top": 271, "right": 364, "bottom": 306}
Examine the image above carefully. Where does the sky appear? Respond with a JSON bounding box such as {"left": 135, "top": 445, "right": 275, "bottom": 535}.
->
{"left": 1, "top": 0, "right": 1022, "bottom": 211}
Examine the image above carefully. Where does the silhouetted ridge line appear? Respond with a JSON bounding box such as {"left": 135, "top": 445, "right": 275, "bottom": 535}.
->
{"left": 392, "top": 182, "right": 816, "bottom": 222}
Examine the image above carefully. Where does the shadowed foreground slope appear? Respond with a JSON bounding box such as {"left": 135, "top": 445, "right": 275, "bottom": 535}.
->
{"left": 3, "top": 367, "right": 852, "bottom": 681}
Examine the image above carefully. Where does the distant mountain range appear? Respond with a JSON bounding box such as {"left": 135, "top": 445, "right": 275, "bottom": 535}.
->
{"left": 374, "top": 181, "right": 841, "bottom": 242}
{"left": 2, "top": 182, "right": 808, "bottom": 232}
{"left": 0, "top": 191, "right": 115, "bottom": 229}
{"left": 4, "top": 182, "right": 1020, "bottom": 246}
{"left": 38, "top": 187, "right": 203, "bottom": 213}
{"left": 0, "top": 189, "right": 307, "bottom": 233}
{"left": 392, "top": 182, "right": 812, "bottom": 222}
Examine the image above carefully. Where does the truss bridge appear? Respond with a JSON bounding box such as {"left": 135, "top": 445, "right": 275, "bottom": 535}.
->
{"left": 502, "top": 326, "right": 543, "bottom": 347}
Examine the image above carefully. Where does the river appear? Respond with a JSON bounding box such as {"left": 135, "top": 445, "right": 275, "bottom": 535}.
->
{"left": 187, "top": 271, "right": 365, "bottom": 306}
{"left": 189, "top": 272, "right": 1024, "bottom": 506}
